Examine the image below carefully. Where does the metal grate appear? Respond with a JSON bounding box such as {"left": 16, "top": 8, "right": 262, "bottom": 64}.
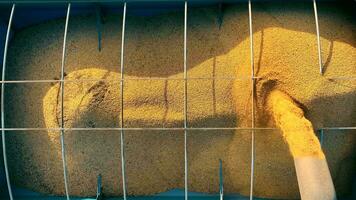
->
{"left": 0, "top": 1, "right": 355, "bottom": 200}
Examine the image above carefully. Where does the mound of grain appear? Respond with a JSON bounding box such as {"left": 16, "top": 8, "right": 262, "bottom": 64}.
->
{"left": 4, "top": 2, "right": 355, "bottom": 199}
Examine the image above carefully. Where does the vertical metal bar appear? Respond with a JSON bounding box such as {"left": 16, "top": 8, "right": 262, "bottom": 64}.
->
{"left": 96, "top": 174, "right": 102, "bottom": 200}
{"left": 319, "top": 129, "right": 324, "bottom": 148}
{"left": 183, "top": 1, "right": 188, "bottom": 200}
{"left": 248, "top": 0, "right": 255, "bottom": 200}
{"left": 60, "top": 4, "right": 71, "bottom": 200}
{"left": 96, "top": 5, "right": 102, "bottom": 52}
{"left": 1, "top": 4, "right": 15, "bottom": 200}
{"left": 219, "top": 159, "right": 223, "bottom": 200}
{"left": 312, "top": 0, "right": 323, "bottom": 75}
{"left": 120, "top": 2, "right": 127, "bottom": 200}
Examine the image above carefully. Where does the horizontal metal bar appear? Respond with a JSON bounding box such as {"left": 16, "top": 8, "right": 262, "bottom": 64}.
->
{"left": 0, "top": 77, "right": 263, "bottom": 83}
{"left": 0, "top": 0, "right": 214, "bottom": 3}
{"left": 2, "top": 76, "right": 355, "bottom": 84}
{"left": 1, "top": 127, "right": 354, "bottom": 131}
{"left": 0, "top": 127, "right": 278, "bottom": 131}
{"left": 0, "top": 0, "right": 339, "bottom": 4}
{"left": 320, "top": 127, "right": 356, "bottom": 130}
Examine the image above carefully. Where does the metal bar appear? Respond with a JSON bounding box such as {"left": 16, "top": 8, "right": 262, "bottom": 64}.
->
{"left": 0, "top": 127, "right": 280, "bottom": 131}
{"left": 312, "top": 0, "right": 323, "bottom": 75}
{"left": 183, "top": 2, "right": 189, "bottom": 200}
{"left": 0, "top": 0, "right": 210, "bottom": 3}
{"left": 1, "top": 127, "right": 354, "bottom": 131}
{"left": 319, "top": 129, "right": 324, "bottom": 148}
{"left": 219, "top": 159, "right": 223, "bottom": 200}
{"left": 248, "top": 0, "right": 255, "bottom": 199}
{"left": 0, "top": 0, "right": 117, "bottom": 2}
{"left": 0, "top": 75, "right": 354, "bottom": 84}
{"left": 0, "top": 127, "right": 278, "bottom": 131}
{"left": 119, "top": 2, "right": 127, "bottom": 200}
{"left": 96, "top": 174, "right": 102, "bottom": 200}
{"left": 59, "top": 3, "right": 71, "bottom": 200}
{"left": 1, "top": 4, "right": 15, "bottom": 200}
{"left": 0, "top": 76, "right": 265, "bottom": 83}
{"left": 0, "top": 0, "right": 340, "bottom": 4}
{"left": 96, "top": 5, "right": 102, "bottom": 52}
{"left": 320, "top": 127, "right": 356, "bottom": 130}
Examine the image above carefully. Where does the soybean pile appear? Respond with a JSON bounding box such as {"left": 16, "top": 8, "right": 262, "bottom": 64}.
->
{"left": 4, "top": 2, "right": 355, "bottom": 199}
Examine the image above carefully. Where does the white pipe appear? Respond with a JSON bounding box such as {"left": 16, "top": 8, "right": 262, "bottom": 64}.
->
{"left": 295, "top": 157, "right": 337, "bottom": 200}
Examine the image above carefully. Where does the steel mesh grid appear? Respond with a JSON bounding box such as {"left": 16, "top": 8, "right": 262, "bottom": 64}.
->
{"left": 0, "top": 1, "right": 355, "bottom": 200}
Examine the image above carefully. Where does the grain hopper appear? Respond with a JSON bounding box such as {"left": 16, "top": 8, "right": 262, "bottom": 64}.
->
{"left": 0, "top": 0, "right": 355, "bottom": 200}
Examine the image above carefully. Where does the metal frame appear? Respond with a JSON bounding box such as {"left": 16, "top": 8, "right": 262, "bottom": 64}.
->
{"left": 248, "top": 0, "right": 255, "bottom": 199}
{"left": 0, "top": 127, "right": 354, "bottom": 131}
{"left": 0, "top": 1, "right": 354, "bottom": 200}
{"left": 0, "top": 75, "right": 354, "bottom": 84}
{"left": 183, "top": 1, "right": 188, "bottom": 200}
{"left": 59, "top": 3, "right": 71, "bottom": 200}
{"left": 0, "top": 77, "right": 260, "bottom": 83}
{"left": 0, "top": 0, "right": 340, "bottom": 3}
{"left": 319, "top": 129, "right": 324, "bottom": 148}
{"left": 1, "top": 4, "right": 16, "bottom": 200}
{"left": 96, "top": 5, "right": 103, "bottom": 52}
{"left": 312, "top": 0, "right": 323, "bottom": 75}
{"left": 0, "top": 74, "right": 353, "bottom": 84}
{"left": 219, "top": 159, "right": 223, "bottom": 200}
{"left": 120, "top": 2, "right": 127, "bottom": 200}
